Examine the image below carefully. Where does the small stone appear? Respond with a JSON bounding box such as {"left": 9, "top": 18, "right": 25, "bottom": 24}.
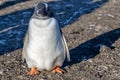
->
{"left": 88, "top": 59, "right": 93, "bottom": 63}
{"left": 107, "top": 14, "right": 114, "bottom": 18}
{"left": 100, "top": 45, "right": 111, "bottom": 52}
{"left": 0, "top": 69, "right": 4, "bottom": 75}
{"left": 101, "top": 65, "right": 108, "bottom": 70}
{"left": 97, "top": 17, "right": 101, "bottom": 20}
{"left": 95, "top": 25, "right": 102, "bottom": 31}
{"left": 17, "top": 75, "right": 23, "bottom": 79}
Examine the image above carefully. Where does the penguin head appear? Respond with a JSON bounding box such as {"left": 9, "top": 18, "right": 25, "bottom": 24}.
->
{"left": 34, "top": 2, "right": 54, "bottom": 18}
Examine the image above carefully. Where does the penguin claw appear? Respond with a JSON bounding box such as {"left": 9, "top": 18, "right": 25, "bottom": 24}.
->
{"left": 52, "top": 66, "right": 65, "bottom": 74}
{"left": 27, "top": 67, "right": 39, "bottom": 76}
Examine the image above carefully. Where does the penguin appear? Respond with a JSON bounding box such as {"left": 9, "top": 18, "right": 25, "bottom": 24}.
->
{"left": 22, "top": 2, "right": 70, "bottom": 75}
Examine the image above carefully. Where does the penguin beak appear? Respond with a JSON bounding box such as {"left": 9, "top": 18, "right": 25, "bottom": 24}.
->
{"left": 36, "top": 10, "right": 40, "bottom": 15}
{"left": 36, "top": 9, "right": 43, "bottom": 16}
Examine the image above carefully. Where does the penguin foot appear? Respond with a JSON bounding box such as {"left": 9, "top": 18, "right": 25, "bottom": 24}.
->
{"left": 52, "top": 66, "right": 65, "bottom": 74}
{"left": 27, "top": 67, "right": 39, "bottom": 76}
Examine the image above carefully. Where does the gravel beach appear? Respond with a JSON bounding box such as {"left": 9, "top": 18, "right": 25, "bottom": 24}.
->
{"left": 0, "top": 0, "right": 120, "bottom": 80}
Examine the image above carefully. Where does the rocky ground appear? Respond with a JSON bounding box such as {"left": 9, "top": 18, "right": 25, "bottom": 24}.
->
{"left": 0, "top": 0, "right": 120, "bottom": 80}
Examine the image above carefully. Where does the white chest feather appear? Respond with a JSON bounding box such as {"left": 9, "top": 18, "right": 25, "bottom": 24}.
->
{"left": 28, "top": 18, "right": 59, "bottom": 50}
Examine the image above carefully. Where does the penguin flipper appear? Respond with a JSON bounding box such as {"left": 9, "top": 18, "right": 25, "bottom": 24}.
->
{"left": 22, "top": 32, "right": 28, "bottom": 62}
{"left": 57, "top": 18, "right": 70, "bottom": 61}
{"left": 61, "top": 30, "right": 70, "bottom": 62}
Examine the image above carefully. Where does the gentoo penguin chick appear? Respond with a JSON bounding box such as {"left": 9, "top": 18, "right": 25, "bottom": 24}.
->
{"left": 22, "top": 2, "right": 70, "bottom": 75}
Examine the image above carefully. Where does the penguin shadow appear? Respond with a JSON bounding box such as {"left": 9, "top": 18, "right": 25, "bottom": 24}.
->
{"left": 48, "top": 0, "right": 108, "bottom": 26}
{"left": 0, "top": 0, "right": 28, "bottom": 10}
{"left": 0, "top": 0, "right": 108, "bottom": 54}
{"left": 63, "top": 28, "right": 120, "bottom": 67}
{"left": 0, "top": 8, "right": 33, "bottom": 55}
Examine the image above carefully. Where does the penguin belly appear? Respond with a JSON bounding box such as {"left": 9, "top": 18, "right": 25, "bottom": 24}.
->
{"left": 25, "top": 18, "right": 65, "bottom": 70}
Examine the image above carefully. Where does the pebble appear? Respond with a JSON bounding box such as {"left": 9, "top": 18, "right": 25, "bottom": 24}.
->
{"left": 0, "top": 69, "right": 4, "bottom": 75}
{"left": 97, "top": 17, "right": 101, "bottom": 20}
{"left": 95, "top": 25, "right": 102, "bottom": 31}
{"left": 88, "top": 59, "right": 93, "bottom": 63}
{"left": 107, "top": 14, "right": 114, "bottom": 18}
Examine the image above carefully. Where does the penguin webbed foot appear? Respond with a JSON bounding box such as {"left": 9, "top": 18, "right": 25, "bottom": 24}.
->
{"left": 27, "top": 67, "right": 39, "bottom": 76}
{"left": 52, "top": 66, "right": 65, "bottom": 74}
